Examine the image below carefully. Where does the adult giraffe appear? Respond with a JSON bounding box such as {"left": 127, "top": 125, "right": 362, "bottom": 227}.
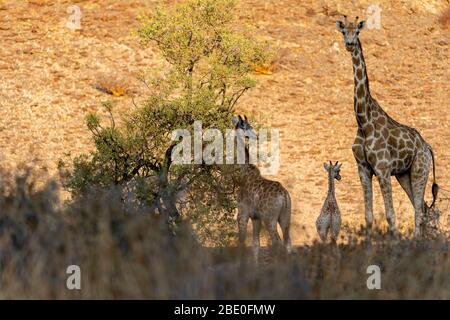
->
{"left": 336, "top": 16, "right": 438, "bottom": 237}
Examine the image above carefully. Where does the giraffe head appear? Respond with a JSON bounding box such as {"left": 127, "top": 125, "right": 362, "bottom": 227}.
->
{"left": 336, "top": 16, "right": 366, "bottom": 52}
{"left": 324, "top": 161, "right": 342, "bottom": 181}
{"left": 232, "top": 115, "right": 257, "bottom": 140}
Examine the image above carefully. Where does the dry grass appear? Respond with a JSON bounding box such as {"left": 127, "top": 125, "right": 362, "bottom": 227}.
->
{"left": 438, "top": 6, "right": 450, "bottom": 28}
{"left": 92, "top": 73, "right": 131, "bottom": 97}
{"left": 0, "top": 172, "right": 448, "bottom": 299}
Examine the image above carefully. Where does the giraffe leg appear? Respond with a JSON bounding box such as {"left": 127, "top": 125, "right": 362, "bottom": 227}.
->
{"left": 265, "top": 218, "right": 282, "bottom": 254}
{"left": 317, "top": 214, "right": 331, "bottom": 242}
{"left": 279, "top": 195, "right": 293, "bottom": 253}
{"left": 279, "top": 214, "right": 293, "bottom": 254}
{"left": 237, "top": 204, "right": 249, "bottom": 251}
{"left": 410, "top": 153, "right": 431, "bottom": 238}
{"left": 395, "top": 172, "right": 414, "bottom": 206}
{"left": 251, "top": 218, "right": 261, "bottom": 263}
{"left": 331, "top": 214, "right": 342, "bottom": 243}
{"left": 377, "top": 175, "right": 397, "bottom": 235}
{"left": 357, "top": 163, "right": 374, "bottom": 234}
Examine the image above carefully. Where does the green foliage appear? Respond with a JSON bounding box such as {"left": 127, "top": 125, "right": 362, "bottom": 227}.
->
{"left": 61, "top": 0, "right": 272, "bottom": 246}
{"left": 138, "top": 0, "right": 271, "bottom": 107}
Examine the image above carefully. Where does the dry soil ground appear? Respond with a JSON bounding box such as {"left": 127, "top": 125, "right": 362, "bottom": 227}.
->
{"left": 0, "top": 0, "right": 449, "bottom": 244}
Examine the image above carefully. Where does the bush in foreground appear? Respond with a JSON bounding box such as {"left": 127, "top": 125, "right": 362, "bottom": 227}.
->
{"left": 0, "top": 173, "right": 448, "bottom": 299}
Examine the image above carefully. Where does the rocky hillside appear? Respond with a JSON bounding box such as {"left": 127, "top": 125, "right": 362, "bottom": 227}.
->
{"left": 0, "top": 0, "right": 448, "bottom": 242}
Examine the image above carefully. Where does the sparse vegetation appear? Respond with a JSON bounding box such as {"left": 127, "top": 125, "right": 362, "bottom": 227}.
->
{"left": 438, "top": 6, "right": 450, "bottom": 29}
{"left": 93, "top": 77, "right": 129, "bottom": 97}
{"left": 0, "top": 173, "right": 448, "bottom": 299}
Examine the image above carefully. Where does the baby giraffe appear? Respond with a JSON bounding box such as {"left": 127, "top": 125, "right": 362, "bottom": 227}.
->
{"left": 316, "top": 161, "right": 342, "bottom": 242}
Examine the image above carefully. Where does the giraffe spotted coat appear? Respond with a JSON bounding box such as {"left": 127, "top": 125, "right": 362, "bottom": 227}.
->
{"left": 336, "top": 17, "right": 438, "bottom": 237}
{"left": 232, "top": 115, "right": 293, "bottom": 261}
{"left": 316, "top": 162, "right": 342, "bottom": 242}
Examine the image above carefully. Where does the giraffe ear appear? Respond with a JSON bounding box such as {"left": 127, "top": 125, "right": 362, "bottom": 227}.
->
{"left": 232, "top": 116, "right": 239, "bottom": 127}
{"left": 336, "top": 20, "right": 345, "bottom": 31}
{"left": 323, "top": 163, "right": 330, "bottom": 171}
{"left": 357, "top": 20, "right": 366, "bottom": 30}
{"left": 336, "top": 163, "right": 342, "bottom": 170}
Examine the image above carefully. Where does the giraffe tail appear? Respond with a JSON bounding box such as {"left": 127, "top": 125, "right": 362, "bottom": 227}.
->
{"left": 428, "top": 146, "right": 439, "bottom": 208}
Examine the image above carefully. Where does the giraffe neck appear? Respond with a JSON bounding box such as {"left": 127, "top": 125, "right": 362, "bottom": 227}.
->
{"left": 352, "top": 39, "right": 373, "bottom": 130}
{"left": 327, "top": 172, "right": 335, "bottom": 197}
{"left": 237, "top": 135, "right": 260, "bottom": 179}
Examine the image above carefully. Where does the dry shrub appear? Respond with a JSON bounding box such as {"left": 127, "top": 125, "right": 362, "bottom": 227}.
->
{"left": 422, "top": 206, "right": 446, "bottom": 238}
{"left": 0, "top": 172, "right": 449, "bottom": 299}
{"left": 0, "top": 171, "right": 207, "bottom": 299}
{"left": 253, "top": 64, "right": 274, "bottom": 75}
{"left": 438, "top": 6, "right": 450, "bottom": 29}
{"left": 299, "top": 224, "right": 450, "bottom": 299}
{"left": 93, "top": 74, "right": 130, "bottom": 97}
{"left": 0, "top": 172, "right": 306, "bottom": 299}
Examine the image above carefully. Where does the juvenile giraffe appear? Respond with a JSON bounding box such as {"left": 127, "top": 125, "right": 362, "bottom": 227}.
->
{"left": 316, "top": 161, "right": 342, "bottom": 242}
{"left": 336, "top": 16, "right": 439, "bottom": 237}
{"left": 232, "top": 115, "right": 293, "bottom": 261}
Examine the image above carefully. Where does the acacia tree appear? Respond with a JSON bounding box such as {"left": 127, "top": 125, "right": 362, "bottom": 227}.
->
{"left": 60, "top": 0, "right": 271, "bottom": 245}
